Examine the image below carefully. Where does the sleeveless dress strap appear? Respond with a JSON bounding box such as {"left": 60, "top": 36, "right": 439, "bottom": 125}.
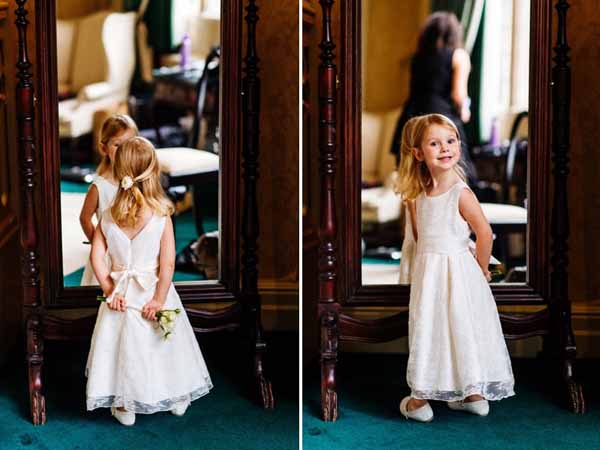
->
{"left": 92, "top": 174, "right": 107, "bottom": 189}
{"left": 156, "top": 214, "right": 168, "bottom": 238}
{"left": 450, "top": 180, "right": 470, "bottom": 212}
{"left": 99, "top": 208, "right": 112, "bottom": 237}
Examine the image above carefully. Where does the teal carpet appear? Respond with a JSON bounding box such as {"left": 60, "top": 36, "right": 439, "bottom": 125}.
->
{"left": 362, "top": 257, "right": 399, "bottom": 266}
{"left": 303, "top": 354, "right": 600, "bottom": 450}
{"left": 0, "top": 333, "right": 298, "bottom": 450}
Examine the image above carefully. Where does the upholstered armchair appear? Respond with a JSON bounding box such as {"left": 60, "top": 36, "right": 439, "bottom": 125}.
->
{"left": 57, "top": 11, "right": 136, "bottom": 143}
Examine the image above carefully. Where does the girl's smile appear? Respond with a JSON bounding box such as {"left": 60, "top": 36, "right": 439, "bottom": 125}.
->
{"left": 414, "top": 124, "right": 461, "bottom": 172}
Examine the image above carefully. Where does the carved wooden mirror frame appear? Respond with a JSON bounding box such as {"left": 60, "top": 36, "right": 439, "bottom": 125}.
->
{"left": 316, "top": 0, "right": 584, "bottom": 421}
{"left": 16, "top": 0, "right": 273, "bottom": 425}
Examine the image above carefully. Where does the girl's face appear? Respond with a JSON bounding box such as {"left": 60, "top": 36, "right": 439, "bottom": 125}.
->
{"left": 413, "top": 124, "right": 461, "bottom": 174}
{"left": 100, "top": 128, "right": 137, "bottom": 163}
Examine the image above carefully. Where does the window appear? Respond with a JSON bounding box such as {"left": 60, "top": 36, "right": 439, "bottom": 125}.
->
{"left": 201, "top": 0, "right": 220, "bottom": 19}
{"left": 479, "top": 0, "right": 530, "bottom": 141}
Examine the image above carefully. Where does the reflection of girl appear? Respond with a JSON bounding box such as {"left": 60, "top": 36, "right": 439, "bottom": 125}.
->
{"left": 86, "top": 137, "right": 213, "bottom": 426}
{"left": 391, "top": 12, "right": 477, "bottom": 185}
{"left": 395, "top": 114, "right": 513, "bottom": 422}
{"left": 80, "top": 115, "right": 138, "bottom": 285}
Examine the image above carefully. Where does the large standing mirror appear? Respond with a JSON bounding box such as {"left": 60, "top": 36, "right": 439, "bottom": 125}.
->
{"left": 56, "top": 1, "right": 222, "bottom": 288}
{"left": 17, "top": 0, "right": 273, "bottom": 424}
{"left": 340, "top": 0, "right": 549, "bottom": 305}
{"left": 37, "top": 0, "right": 242, "bottom": 306}
{"left": 360, "top": 0, "right": 530, "bottom": 286}
{"left": 314, "top": 0, "right": 583, "bottom": 422}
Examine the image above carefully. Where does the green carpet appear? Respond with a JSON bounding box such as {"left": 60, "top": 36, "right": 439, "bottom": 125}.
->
{"left": 303, "top": 354, "right": 600, "bottom": 450}
{"left": 0, "top": 332, "right": 298, "bottom": 450}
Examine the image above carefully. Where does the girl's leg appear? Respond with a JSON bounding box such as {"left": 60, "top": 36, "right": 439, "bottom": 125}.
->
{"left": 407, "top": 398, "right": 429, "bottom": 411}
{"left": 464, "top": 394, "right": 485, "bottom": 402}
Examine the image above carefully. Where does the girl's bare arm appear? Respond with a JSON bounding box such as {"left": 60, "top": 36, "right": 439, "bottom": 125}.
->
{"left": 407, "top": 199, "right": 418, "bottom": 242}
{"left": 451, "top": 48, "right": 472, "bottom": 123}
{"left": 154, "top": 216, "right": 176, "bottom": 305}
{"left": 79, "top": 185, "right": 99, "bottom": 242}
{"left": 141, "top": 216, "right": 176, "bottom": 321}
{"left": 458, "top": 188, "right": 493, "bottom": 278}
{"left": 90, "top": 223, "right": 113, "bottom": 296}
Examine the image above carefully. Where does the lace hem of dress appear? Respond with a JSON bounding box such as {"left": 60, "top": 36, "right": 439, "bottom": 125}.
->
{"left": 86, "top": 379, "right": 213, "bottom": 414}
{"left": 410, "top": 380, "right": 515, "bottom": 402}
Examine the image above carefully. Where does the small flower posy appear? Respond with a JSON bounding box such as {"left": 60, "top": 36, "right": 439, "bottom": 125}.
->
{"left": 97, "top": 295, "right": 182, "bottom": 340}
{"left": 155, "top": 309, "right": 182, "bottom": 340}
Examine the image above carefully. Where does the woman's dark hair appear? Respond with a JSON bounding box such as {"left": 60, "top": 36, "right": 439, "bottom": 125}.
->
{"left": 417, "top": 11, "right": 463, "bottom": 54}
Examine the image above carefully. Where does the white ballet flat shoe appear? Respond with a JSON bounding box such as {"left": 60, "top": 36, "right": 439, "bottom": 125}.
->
{"left": 171, "top": 401, "right": 190, "bottom": 416}
{"left": 111, "top": 406, "right": 135, "bottom": 426}
{"left": 399, "top": 396, "right": 434, "bottom": 422}
{"left": 448, "top": 399, "right": 489, "bottom": 416}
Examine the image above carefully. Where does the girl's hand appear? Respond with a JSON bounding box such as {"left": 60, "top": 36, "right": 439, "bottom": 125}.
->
{"left": 108, "top": 293, "right": 126, "bottom": 312}
{"left": 141, "top": 298, "right": 164, "bottom": 321}
{"left": 482, "top": 268, "right": 492, "bottom": 282}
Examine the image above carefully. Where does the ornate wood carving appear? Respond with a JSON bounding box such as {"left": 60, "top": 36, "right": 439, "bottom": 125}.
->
{"left": 317, "top": 0, "right": 339, "bottom": 422}
{"left": 340, "top": 311, "right": 407, "bottom": 343}
{"left": 549, "top": 0, "right": 584, "bottom": 414}
{"left": 15, "top": 0, "right": 45, "bottom": 425}
{"left": 241, "top": 0, "right": 273, "bottom": 410}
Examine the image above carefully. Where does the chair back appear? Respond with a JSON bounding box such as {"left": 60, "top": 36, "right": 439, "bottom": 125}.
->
{"left": 361, "top": 108, "right": 401, "bottom": 186}
{"left": 502, "top": 111, "right": 528, "bottom": 204}
{"left": 69, "top": 11, "right": 111, "bottom": 93}
{"left": 189, "top": 46, "right": 221, "bottom": 151}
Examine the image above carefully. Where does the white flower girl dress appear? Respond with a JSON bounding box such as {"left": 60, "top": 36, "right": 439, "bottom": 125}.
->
{"left": 407, "top": 180, "right": 514, "bottom": 401}
{"left": 86, "top": 210, "right": 213, "bottom": 413}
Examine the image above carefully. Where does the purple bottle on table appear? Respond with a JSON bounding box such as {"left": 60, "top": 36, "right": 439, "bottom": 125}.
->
{"left": 180, "top": 33, "right": 191, "bottom": 70}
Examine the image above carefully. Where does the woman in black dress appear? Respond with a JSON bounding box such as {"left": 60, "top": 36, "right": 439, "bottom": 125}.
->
{"left": 390, "top": 11, "right": 478, "bottom": 185}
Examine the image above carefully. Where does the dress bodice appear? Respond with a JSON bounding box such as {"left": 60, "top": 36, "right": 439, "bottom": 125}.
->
{"left": 415, "top": 180, "right": 471, "bottom": 255}
{"left": 93, "top": 175, "right": 119, "bottom": 221}
{"left": 100, "top": 211, "right": 167, "bottom": 300}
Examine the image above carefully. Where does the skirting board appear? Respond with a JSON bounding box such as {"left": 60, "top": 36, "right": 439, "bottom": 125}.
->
{"left": 257, "top": 279, "right": 299, "bottom": 332}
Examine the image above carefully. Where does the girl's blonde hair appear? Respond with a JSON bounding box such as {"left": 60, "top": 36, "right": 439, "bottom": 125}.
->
{"left": 111, "top": 136, "right": 174, "bottom": 227}
{"left": 395, "top": 113, "right": 466, "bottom": 200}
{"left": 97, "top": 114, "right": 139, "bottom": 175}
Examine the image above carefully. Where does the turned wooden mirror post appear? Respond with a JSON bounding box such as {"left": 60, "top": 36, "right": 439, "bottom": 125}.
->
{"left": 549, "top": 0, "right": 581, "bottom": 413}
{"left": 316, "top": 0, "right": 340, "bottom": 422}
{"left": 15, "top": 0, "right": 273, "bottom": 424}
{"left": 241, "top": 0, "right": 274, "bottom": 409}
{"left": 15, "top": 0, "right": 45, "bottom": 425}
{"left": 316, "top": 0, "right": 584, "bottom": 421}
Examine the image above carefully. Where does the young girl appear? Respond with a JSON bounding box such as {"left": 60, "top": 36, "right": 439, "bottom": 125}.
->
{"left": 79, "top": 114, "right": 139, "bottom": 285}
{"left": 86, "top": 136, "right": 213, "bottom": 426}
{"left": 396, "top": 114, "right": 514, "bottom": 422}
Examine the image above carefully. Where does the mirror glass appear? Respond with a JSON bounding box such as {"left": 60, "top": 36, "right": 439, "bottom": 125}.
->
{"left": 361, "top": 0, "right": 530, "bottom": 285}
{"left": 58, "top": 0, "right": 222, "bottom": 287}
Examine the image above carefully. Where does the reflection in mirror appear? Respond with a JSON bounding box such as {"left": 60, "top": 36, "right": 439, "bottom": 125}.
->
{"left": 361, "top": 0, "right": 530, "bottom": 286}
{"left": 58, "top": 1, "right": 221, "bottom": 287}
